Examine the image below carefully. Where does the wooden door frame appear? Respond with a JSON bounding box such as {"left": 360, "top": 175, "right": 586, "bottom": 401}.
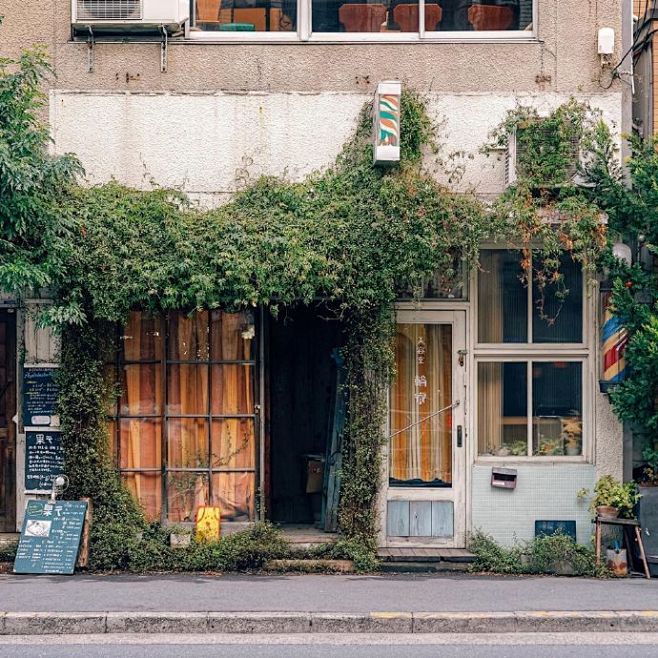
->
{"left": 0, "top": 310, "right": 17, "bottom": 533}
{"left": 379, "top": 307, "right": 468, "bottom": 549}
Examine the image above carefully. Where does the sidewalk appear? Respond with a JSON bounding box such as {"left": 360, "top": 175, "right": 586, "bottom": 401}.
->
{"left": 2, "top": 573, "right": 658, "bottom": 634}
{"left": 3, "top": 573, "right": 657, "bottom": 613}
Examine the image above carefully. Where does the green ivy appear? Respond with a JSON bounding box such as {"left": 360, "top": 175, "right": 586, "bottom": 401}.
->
{"left": 1, "top": 48, "right": 613, "bottom": 569}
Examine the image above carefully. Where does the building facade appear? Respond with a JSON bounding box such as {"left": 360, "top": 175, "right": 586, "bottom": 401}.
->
{"left": 0, "top": 0, "right": 630, "bottom": 550}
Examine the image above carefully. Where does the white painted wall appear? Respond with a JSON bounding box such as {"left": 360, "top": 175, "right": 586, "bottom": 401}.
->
{"left": 50, "top": 90, "right": 624, "bottom": 206}
{"left": 471, "top": 464, "right": 596, "bottom": 546}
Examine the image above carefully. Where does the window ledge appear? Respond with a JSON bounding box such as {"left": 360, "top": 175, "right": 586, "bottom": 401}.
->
{"left": 182, "top": 34, "right": 540, "bottom": 45}
{"left": 475, "top": 456, "right": 590, "bottom": 465}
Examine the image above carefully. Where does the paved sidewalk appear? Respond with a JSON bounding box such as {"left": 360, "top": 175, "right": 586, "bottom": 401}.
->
{"left": 2, "top": 573, "right": 657, "bottom": 613}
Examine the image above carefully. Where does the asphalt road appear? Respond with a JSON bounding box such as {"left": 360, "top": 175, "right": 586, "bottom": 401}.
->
{"left": 2, "top": 633, "right": 658, "bottom": 658}
{"left": 3, "top": 573, "right": 658, "bottom": 613}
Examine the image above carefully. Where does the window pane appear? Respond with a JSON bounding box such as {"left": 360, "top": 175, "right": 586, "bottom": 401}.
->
{"left": 167, "top": 365, "right": 209, "bottom": 415}
{"left": 210, "top": 311, "right": 255, "bottom": 361}
{"left": 211, "top": 472, "right": 255, "bottom": 521}
{"left": 532, "top": 253, "right": 583, "bottom": 343}
{"left": 532, "top": 362, "right": 582, "bottom": 456}
{"left": 122, "top": 312, "right": 162, "bottom": 361}
{"left": 168, "top": 311, "right": 210, "bottom": 361}
{"left": 194, "top": 0, "right": 297, "bottom": 32}
{"left": 390, "top": 323, "right": 453, "bottom": 487}
{"left": 478, "top": 250, "right": 527, "bottom": 343}
{"left": 438, "top": 0, "right": 532, "bottom": 31}
{"left": 168, "top": 418, "right": 210, "bottom": 468}
{"left": 167, "top": 472, "right": 209, "bottom": 523}
{"left": 478, "top": 362, "right": 527, "bottom": 456}
{"left": 119, "top": 419, "right": 162, "bottom": 469}
{"left": 211, "top": 418, "right": 256, "bottom": 469}
{"left": 123, "top": 473, "right": 162, "bottom": 522}
{"left": 313, "top": 0, "right": 426, "bottom": 33}
{"left": 211, "top": 365, "right": 255, "bottom": 414}
{"left": 120, "top": 364, "right": 162, "bottom": 415}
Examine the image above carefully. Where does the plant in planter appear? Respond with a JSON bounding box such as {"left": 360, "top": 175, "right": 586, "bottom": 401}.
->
{"left": 561, "top": 418, "right": 582, "bottom": 456}
{"left": 578, "top": 475, "right": 640, "bottom": 519}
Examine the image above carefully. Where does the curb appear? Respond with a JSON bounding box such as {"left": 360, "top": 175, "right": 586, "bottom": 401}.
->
{"left": 2, "top": 611, "right": 658, "bottom": 634}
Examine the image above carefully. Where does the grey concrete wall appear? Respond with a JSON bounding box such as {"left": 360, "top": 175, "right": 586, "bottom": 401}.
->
{"left": 0, "top": 1, "right": 623, "bottom": 96}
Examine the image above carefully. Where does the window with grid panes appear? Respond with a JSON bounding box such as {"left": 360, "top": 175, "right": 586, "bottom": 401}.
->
{"left": 107, "top": 310, "right": 257, "bottom": 522}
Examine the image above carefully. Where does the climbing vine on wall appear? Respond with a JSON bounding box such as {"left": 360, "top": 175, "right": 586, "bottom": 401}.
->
{"left": 1, "top": 47, "right": 613, "bottom": 568}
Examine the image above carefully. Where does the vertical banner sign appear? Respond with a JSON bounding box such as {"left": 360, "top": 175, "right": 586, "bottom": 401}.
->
{"left": 600, "top": 291, "right": 629, "bottom": 392}
{"left": 22, "top": 366, "right": 59, "bottom": 428}
{"left": 374, "top": 81, "right": 401, "bottom": 165}
{"left": 14, "top": 500, "right": 87, "bottom": 575}
{"left": 25, "top": 430, "right": 65, "bottom": 492}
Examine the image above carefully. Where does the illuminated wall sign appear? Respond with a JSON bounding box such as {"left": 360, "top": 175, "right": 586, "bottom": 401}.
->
{"left": 374, "top": 81, "right": 401, "bottom": 165}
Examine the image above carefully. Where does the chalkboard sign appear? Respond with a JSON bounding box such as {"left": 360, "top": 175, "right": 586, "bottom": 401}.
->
{"left": 23, "top": 366, "right": 59, "bottom": 427}
{"left": 25, "top": 430, "right": 65, "bottom": 492}
{"left": 14, "top": 500, "right": 87, "bottom": 575}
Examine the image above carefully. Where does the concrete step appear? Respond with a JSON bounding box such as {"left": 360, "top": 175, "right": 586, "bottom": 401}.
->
{"left": 379, "top": 560, "right": 470, "bottom": 573}
{"left": 378, "top": 548, "right": 475, "bottom": 564}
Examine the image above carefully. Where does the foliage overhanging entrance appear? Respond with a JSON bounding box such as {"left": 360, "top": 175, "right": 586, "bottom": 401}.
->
{"left": 1, "top": 47, "right": 616, "bottom": 570}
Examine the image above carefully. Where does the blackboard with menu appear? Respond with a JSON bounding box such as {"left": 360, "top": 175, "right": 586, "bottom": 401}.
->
{"left": 24, "top": 430, "right": 65, "bottom": 492}
{"left": 22, "top": 366, "right": 59, "bottom": 428}
{"left": 14, "top": 500, "right": 87, "bottom": 575}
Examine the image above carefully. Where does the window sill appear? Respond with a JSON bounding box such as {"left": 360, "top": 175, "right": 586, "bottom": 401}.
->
{"left": 183, "top": 32, "right": 540, "bottom": 45}
{"left": 475, "top": 456, "right": 590, "bottom": 465}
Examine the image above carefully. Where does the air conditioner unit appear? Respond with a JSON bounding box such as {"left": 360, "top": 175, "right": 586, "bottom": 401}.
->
{"left": 504, "top": 121, "right": 580, "bottom": 189}
{"left": 72, "top": 0, "right": 189, "bottom": 32}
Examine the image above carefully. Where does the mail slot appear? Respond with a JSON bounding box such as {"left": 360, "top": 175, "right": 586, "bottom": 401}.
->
{"left": 491, "top": 467, "right": 517, "bottom": 489}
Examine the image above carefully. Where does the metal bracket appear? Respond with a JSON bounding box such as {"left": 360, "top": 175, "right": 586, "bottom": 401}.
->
{"left": 87, "top": 26, "right": 95, "bottom": 74}
{"left": 160, "top": 26, "right": 169, "bottom": 73}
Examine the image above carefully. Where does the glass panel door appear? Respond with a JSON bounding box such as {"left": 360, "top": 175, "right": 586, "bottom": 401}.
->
{"left": 385, "top": 310, "right": 466, "bottom": 548}
{"left": 390, "top": 323, "right": 453, "bottom": 487}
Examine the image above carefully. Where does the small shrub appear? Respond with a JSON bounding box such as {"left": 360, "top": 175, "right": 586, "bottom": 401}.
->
{"left": 469, "top": 530, "right": 608, "bottom": 577}
{"left": 0, "top": 541, "right": 18, "bottom": 562}
{"left": 469, "top": 531, "right": 524, "bottom": 574}
{"left": 325, "top": 537, "right": 379, "bottom": 573}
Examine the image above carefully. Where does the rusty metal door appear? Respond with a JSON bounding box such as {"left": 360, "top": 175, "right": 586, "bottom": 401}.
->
{"left": 0, "top": 311, "right": 16, "bottom": 532}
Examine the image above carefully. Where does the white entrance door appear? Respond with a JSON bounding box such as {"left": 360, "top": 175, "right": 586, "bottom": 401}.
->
{"left": 382, "top": 310, "right": 466, "bottom": 548}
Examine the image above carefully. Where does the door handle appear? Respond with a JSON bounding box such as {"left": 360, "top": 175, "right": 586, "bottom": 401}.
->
{"left": 457, "top": 425, "right": 463, "bottom": 448}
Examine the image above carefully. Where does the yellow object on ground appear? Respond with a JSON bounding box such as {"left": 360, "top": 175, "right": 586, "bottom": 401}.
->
{"left": 195, "top": 506, "right": 221, "bottom": 542}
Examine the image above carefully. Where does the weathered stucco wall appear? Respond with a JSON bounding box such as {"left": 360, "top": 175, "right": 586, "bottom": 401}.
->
{"left": 0, "top": 0, "right": 623, "bottom": 96}
{"left": 50, "top": 90, "right": 624, "bottom": 204}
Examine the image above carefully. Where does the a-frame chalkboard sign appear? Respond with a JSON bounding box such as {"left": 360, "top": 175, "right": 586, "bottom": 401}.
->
{"left": 14, "top": 499, "right": 88, "bottom": 575}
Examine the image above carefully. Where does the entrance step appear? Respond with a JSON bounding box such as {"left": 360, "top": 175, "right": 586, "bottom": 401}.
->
{"left": 279, "top": 525, "right": 338, "bottom": 550}
{"left": 378, "top": 548, "right": 474, "bottom": 572}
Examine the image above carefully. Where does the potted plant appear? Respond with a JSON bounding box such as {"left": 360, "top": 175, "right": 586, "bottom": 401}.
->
{"left": 578, "top": 475, "right": 641, "bottom": 519}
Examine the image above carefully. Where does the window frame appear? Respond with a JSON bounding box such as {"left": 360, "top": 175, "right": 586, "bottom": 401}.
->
{"left": 187, "top": 0, "right": 537, "bottom": 42}
{"left": 108, "top": 311, "right": 259, "bottom": 524}
{"left": 472, "top": 248, "right": 595, "bottom": 464}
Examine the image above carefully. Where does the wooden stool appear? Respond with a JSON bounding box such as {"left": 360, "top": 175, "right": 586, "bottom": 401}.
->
{"left": 595, "top": 516, "right": 651, "bottom": 579}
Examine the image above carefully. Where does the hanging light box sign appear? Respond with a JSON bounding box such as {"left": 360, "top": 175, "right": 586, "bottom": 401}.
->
{"left": 374, "top": 81, "right": 401, "bottom": 165}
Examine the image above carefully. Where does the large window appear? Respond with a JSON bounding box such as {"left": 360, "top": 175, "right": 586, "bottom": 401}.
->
{"left": 191, "top": 0, "right": 533, "bottom": 37}
{"left": 476, "top": 250, "right": 587, "bottom": 459}
{"left": 108, "top": 311, "right": 257, "bottom": 523}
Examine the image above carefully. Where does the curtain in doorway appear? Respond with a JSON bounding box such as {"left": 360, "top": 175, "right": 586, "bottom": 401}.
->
{"left": 390, "top": 323, "right": 452, "bottom": 486}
